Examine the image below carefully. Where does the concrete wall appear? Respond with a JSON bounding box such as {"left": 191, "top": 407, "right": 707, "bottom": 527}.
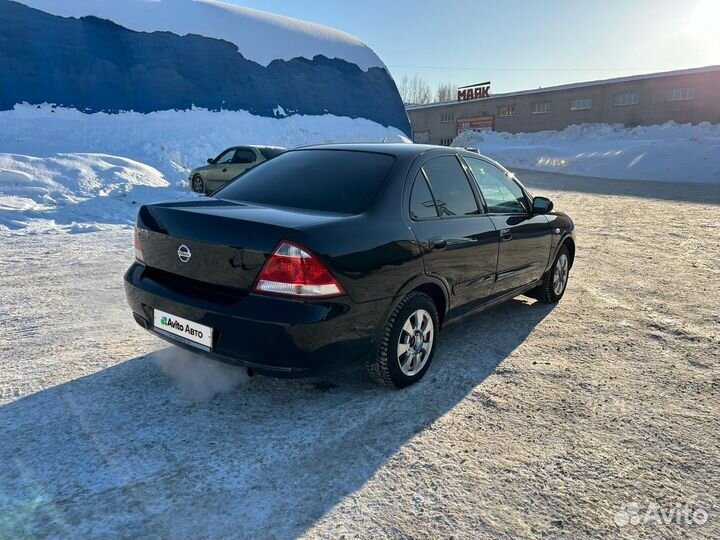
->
{"left": 407, "top": 68, "right": 720, "bottom": 144}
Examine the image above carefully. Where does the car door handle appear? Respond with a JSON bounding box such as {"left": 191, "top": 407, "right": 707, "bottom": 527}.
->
{"left": 222, "top": 168, "right": 228, "bottom": 172}
{"left": 500, "top": 228, "right": 513, "bottom": 242}
{"left": 429, "top": 237, "right": 447, "bottom": 250}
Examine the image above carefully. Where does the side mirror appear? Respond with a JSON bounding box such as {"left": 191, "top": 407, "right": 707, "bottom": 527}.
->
{"left": 532, "top": 196, "right": 554, "bottom": 214}
{"left": 207, "top": 158, "right": 215, "bottom": 164}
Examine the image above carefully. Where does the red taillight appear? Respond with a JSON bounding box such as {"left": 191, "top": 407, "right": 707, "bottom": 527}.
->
{"left": 134, "top": 226, "right": 144, "bottom": 262}
{"left": 253, "top": 241, "right": 344, "bottom": 298}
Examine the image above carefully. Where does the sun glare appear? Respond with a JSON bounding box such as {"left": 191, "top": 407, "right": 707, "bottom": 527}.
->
{"left": 685, "top": 0, "right": 720, "bottom": 38}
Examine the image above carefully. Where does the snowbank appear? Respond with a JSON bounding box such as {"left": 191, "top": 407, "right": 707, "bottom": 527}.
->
{"left": 453, "top": 122, "right": 720, "bottom": 183}
{"left": 3, "top": 1, "right": 410, "bottom": 132}
{"left": 0, "top": 105, "right": 409, "bottom": 235}
{"left": 1, "top": 104, "right": 408, "bottom": 182}
{"left": 19, "top": 0, "right": 383, "bottom": 70}
{"left": 0, "top": 153, "right": 186, "bottom": 234}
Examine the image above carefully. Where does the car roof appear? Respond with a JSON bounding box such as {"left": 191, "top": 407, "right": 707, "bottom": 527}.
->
{"left": 227, "top": 145, "right": 287, "bottom": 150}
{"left": 294, "top": 142, "right": 490, "bottom": 160}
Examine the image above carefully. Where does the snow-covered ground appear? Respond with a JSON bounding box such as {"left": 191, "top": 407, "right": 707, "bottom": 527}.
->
{"left": 453, "top": 122, "right": 720, "bottom": 183}
{"left": 0, "top": 105, "right": 408, "bottom": 235}
{"left": 1, "top": 171, "right": 718, "bottom": 538}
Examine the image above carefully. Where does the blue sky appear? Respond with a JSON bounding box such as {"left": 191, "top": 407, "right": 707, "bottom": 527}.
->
{"left": 228, "top": 0, "right": 719, "bottom": 94}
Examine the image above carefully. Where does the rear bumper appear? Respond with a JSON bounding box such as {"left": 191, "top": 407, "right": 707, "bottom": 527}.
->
{"left": 124, "top": 263, "right": 387, "bottom": 376}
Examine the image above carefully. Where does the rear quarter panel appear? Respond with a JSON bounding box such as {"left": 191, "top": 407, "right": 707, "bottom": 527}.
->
{"left": 295, "top": 155, "right": 425, "bottom": 304}
{"left": 297, "top": 211, "right": 424, "bottom": 304}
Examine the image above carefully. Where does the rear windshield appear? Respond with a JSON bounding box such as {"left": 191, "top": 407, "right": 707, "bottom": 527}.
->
{"left": 215, "top": 149, "right": 396, "bottom": 214}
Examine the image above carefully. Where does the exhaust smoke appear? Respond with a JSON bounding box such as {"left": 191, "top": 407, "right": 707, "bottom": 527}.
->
{"left": 153, "top": 346, "right": 249, "bottom": 400}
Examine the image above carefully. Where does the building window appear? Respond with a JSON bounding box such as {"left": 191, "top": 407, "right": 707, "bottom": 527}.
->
{"left": 532, "top": 102, "right": 551, "bottom": 114}
{"left": 570, "top": 98, "right": 592, "bottom": 110}
{"left": 439, "top": 138, "right": 453, "bottom": 146}
{"left": 666, "top": 87, "right": 695, "bottom": 101}
{"left": 497, "top": 105, "right": 515, "bottom": 117}
{"left": 413, "top": 131, "right": 430, "bottom": 144}
{"left": 440, "top": 112, "right": 455, "bottom": 123}
{"left": 614, "top": 92, "right": 640, "bottom": 106}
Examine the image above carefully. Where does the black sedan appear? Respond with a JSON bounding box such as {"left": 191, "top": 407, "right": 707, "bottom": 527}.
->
{"left": 125, "top": 144, "right": 575, "bottom": 388}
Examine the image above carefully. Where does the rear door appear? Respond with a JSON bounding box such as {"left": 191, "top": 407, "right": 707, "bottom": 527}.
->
{"left": 225, "top": 147, "right": 259, "bottom": 180}
{"left": 407, "top": 154, "right": 498, "bottom": 310}
{"left": 463, "top": 157, "right": 552, "bottom": 294}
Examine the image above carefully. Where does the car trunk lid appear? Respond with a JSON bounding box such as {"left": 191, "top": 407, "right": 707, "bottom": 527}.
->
{"left": 136, "top": 198, "right": 344, "bottom": 291}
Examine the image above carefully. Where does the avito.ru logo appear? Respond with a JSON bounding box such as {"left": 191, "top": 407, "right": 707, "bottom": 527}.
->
{"left": 615, "top": 502, "right": 708, "bottom": 527}
{"left": 160, "top": 316, "right": 185, "bottom": 331}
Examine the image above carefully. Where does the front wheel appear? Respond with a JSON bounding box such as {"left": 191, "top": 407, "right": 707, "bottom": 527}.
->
{"left": 366, "top": 291, "right": 439, "bottom": 388}
{"left": 533, "top": 245, "right": 571, "bottom": 303}
{"left": 191, "top": 174, "right": 205, "bottom": 194}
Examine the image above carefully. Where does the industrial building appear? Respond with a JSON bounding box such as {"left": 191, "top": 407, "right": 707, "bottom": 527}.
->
{"left": 406, "top": 65, "right": 720, "bottom": 145}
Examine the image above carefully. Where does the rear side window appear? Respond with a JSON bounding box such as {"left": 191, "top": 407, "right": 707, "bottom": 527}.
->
{"left": 258, "top": 147, "right": 286, "bottom": 160}
{"left": 215, "top": 150, "right": 395, "bottom": 214}
{"left": 409, "top": 172, "right": 439, "bottom": 220}
{"left": 422, "top": 156, "right": 479, "bottom": 217}
{"left": 232, "top": 149, "right": 256, "bottom": 164}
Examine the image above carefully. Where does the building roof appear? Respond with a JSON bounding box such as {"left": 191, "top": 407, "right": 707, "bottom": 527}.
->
{"left": 406, "top": 65, "right": 720, "bottom": 111}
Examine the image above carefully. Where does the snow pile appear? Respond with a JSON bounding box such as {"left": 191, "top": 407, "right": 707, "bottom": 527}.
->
{"left": 19, "top": 0, "right": 383, "bottom": 70}
{"left": 453, "top": 122, "right": 720, "bottom": 183}
{"left": 0, "top": 105, "right": 409, "bottom": 235}
{"left": 0, "top": 153, "right": 186, "bottom": 234}
{"left": 1, "top": 104, "right": 409, "bottom": 182}
{"left": 0, "top": 1, "right": 411, "bottom": 235}
{"left": 3, "top": 1, "right": 410, "bottom": 130}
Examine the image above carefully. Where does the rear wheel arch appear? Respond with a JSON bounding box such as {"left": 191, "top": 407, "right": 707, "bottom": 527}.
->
{"left": 413, "top": 282, "right": 448, "bottom": 327}
{"left": 374, "top": 276, "right": 449, "bottom": 346}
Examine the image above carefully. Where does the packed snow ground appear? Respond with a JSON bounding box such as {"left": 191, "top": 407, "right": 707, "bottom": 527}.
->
{"left": 453, "top": 122, "right": 720, "bottom": 183}
{"left": 1, "top": 171, "right": 718, "bottom": 539}
{"left": 0, "top": 105, "right": 408, "bottom": 235}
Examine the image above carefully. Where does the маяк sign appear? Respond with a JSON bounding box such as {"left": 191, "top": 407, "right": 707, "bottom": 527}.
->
{"left": 457, "top": 81, "right": 491, "bottom": 101}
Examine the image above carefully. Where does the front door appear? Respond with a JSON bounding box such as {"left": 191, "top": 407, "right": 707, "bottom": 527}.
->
{"left": 408, "top": 155, "right": 499, "bottom": 311}
{"left": 463, "top": 157, "right": 552, "bottom": 295}
{"left": 206, "top": 148, "right": 237, "bottom": 191}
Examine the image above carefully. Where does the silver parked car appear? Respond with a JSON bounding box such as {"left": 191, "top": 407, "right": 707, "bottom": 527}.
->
{"left": 189, "top": 145, "right": 286, "bottom": 194}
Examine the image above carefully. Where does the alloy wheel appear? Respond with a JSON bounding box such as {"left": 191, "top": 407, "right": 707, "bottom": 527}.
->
{"left": 396, "top": 309, "right": 434, "bottom": 376}
{"left": 553, "top": 253, "right": 569, "bottom": 296}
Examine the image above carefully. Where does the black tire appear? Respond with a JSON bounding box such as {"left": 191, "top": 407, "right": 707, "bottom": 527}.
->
{"left": 366, "top": 291, "right": 439, "bottom": 389}
{"left": 191, "top": 174, "right": 205, "bottom": 194}
{"left": 533, "top": 244, "right": 571, "bottom": 303}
